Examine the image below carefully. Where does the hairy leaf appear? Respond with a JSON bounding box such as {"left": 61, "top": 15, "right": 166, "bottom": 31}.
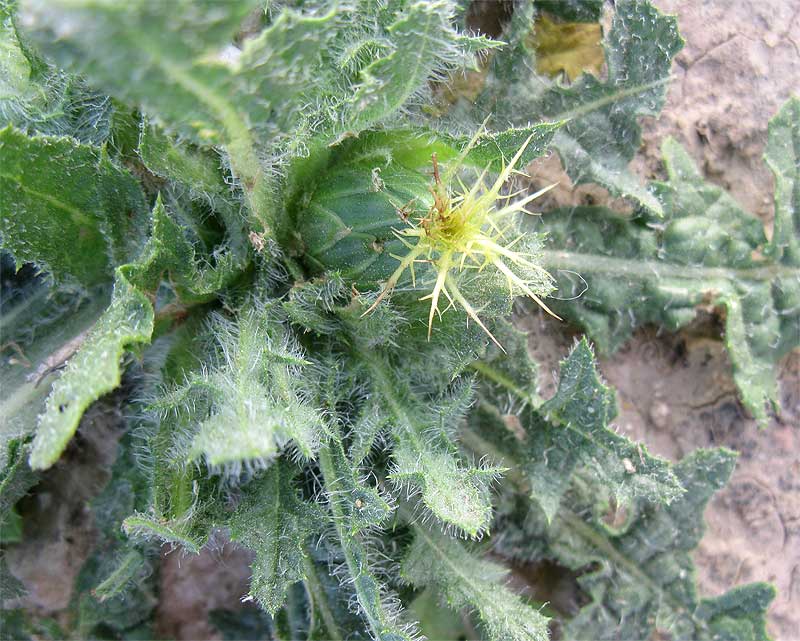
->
{"left": 17, "top": 0, "right": 260, "bottom": 148}
{"left": 29, "top": 273, "right": 152, "bottom": 469}
{"left": 121, "top": 467, "right": 217, "bottom": 557}
{"left": 403, "top": 524, "right": 549, "bottom": 641}
{"left": 350, "top": 0, "right": 460, "bottom": 127}
{"left": 492, "top": 443, "right": 774, "bottom": 640}
{"left": 475, "top": 0, "right": 683, "bottom": 213}
{"left": 473, "top": 339, "right": 682, "bottom": 522}
{"left": 317, "top": 429, "right": 414, "bottom": 641}
{"left": 138, "top": 122, "right": 234, "bottom": 209}
{"left": 355, "top": 345, "right": 499, "bottom": 538}
{"left": 46, "top": 429, "right": 157, "bottom": 639}
{"left": 451, "top": 121, "right": 563, "bottom": 173}
{"left": 324, "top": 121, "right": 562, "bottom": 185}
{"left": 17, "top": 0, "right": 296, "bottom": 228}
{"left": 0, "top": 265, "right": 106, "bottom": 470}
{"left": 540, "top": 98, "right": 800, "bottom": 424}
{"left": 1, "top": 0, "right": 33, "bottom": 103}
{"left": 1, "top": 1, "right": 117, "bottom": 146}
{"left": 122, "top": 513, "right": 204, "bottom": 555}
{"left": 28, "top": 194, "right": 240, "bottom": 470}
{"left": 228, "top": 462, "right": 324, "bottom": 614}
{"left": 470, "top": 319, "right": 540, "bottom": 412}
{"left": 303, "top": 544, "right": 376, "bottom": 641}
{"left": 0, "top": 439, "right": 36, "bottom": 533}
{"left": 0, "top": 127, "right": 148, "bottom": 285}
{"left": 157, "top": 305, "right": 321, "bottom": 470}
{"left": 765, "top": 96, "right": 800, "bottom": 265}
{"left": 558, "top": 449, "right": 775, "bottom": 640}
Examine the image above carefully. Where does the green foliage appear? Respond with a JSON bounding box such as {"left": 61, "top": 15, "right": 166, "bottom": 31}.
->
{"left": 0, "top": 0, "right": 793, "bottom": 639}
{"left": 29, "top": 274, "right": 152, "bottom": 469}
{"left": 350, "top": 1, "right": 465, "bottom": 127}
{"left": 402, "top": 523, "right": 549, "bottom": 641}
{"left": 1, "top": 0, "right": 117, "bottom": 146}
{"left": 228, "top": 461, "right": 323, "bottom": 614}
{"left": 317, "top": 427, "right": 413, "bottom": 641}
{"left": 485, "top": 429, "right": 774, "bottom": 639}
{"left": 554, "top": 449, "right": 775, "bottom": 641}
{"left": 0, "top": 126, "right": 148, "bottom": 285}
{"left": 0, "top": 267, "right": 108, "bottom": 492}
{"left": 540, "top": 98, "right": 800, "bottom": 424}
{"left": 472, "top": 0, "right": 683, "bottom": 214}
{"left": 353, "top": 344, "right": 501, "bottom": 538}
{"left": 167, "top": 304, "right": 321, "bottom": 469}
{"left": 473, "top": 339, "right": 682, "bottom": 523}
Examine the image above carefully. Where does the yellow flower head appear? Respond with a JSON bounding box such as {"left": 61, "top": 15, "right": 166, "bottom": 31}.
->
{"left": 363, "top": 133, "right": 559, "bottom": 350}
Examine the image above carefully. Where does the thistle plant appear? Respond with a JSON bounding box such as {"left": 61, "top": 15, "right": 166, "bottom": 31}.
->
{"left": 1, "top": 1, "right": 795, "bottom": 640}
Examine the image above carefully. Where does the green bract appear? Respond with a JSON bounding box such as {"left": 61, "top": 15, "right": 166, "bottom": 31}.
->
{"left": 298, "top": 132, "right": 558, "bottom": 346}
{"left": 299, "top": 161, "right": 434, "bottom": 287}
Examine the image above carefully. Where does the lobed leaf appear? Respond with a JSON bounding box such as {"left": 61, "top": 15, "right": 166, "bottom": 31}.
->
{"left": 1, "top": 1, "right": 118, "bottom": 146}
{"left": 0, "top": 266, "right": 106, "bottom": 468}
{"left": 472, "top": 338, "right": 682, "bottom": 522}
{"left": 175, "top": 305, "right": 321, "bottom": 469}
{"left": 350, "top": 0, "right": 460, "bottom": 127}
{"left": 17, "top": 0, "right": 261, "bottom": 149}
{"left": 558, "top": 449, "right": 775, "bottom": 641}
{"left": 317, "top": 428, "right": 414, "bottom": 641}
{"left": 488, "top": 438, "right": 774, "bottom": 640}
{"left": 402, "top": 524, "right": 549, "bottom": 641}
{"left": 228, "top": 461, "right": 324, "bottom": 615}
{"left": 29, "top": 273, "right": 153, "bottom": 469}
{"left": 540, "top": 98, "right": 800, "bottom": 424}
{"left": 446, "top": 121, "right": 564, "bottom": 174}
{"left": 356, "top": 345, "right": 499, "bottom": 538}
{"left": 765, "top": 96, "right": 800, "bottom": 265}
{"left": 16, "top": 0, "right": 305, "bottom": 229}
{"left": 474, "top": 0, "right": 683, "bottom": 213}
{"left": 27, "top": 194, "right": 245, "bottom": 470}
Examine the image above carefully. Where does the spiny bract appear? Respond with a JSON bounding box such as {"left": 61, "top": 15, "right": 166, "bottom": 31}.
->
{"left": 363, "top": 134, "right": 559, "bottom": 349}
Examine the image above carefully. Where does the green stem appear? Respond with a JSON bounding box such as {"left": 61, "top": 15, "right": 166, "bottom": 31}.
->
{"left": 541, "top": 249, "right": 798, "bottom": 283}
{"left": 92, "top": 549, "right": 143, "bottom": 601}
{"left": 302, "top": 551, "right": 344, "bottom": 641}
{"left": 468, "top": 360, "right": 538, "bottom": 407}
{"left": 317, "top": 437, "right": 406, "bottom": 641}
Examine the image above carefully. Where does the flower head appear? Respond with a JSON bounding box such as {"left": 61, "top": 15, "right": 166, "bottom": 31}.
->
{"left": 363, "top": 134, "right": 559, "bottom": 350}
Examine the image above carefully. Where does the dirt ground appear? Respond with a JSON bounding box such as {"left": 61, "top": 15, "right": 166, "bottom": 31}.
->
{"left": 4, "top": 1, "right": 798, "bottom": 639}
